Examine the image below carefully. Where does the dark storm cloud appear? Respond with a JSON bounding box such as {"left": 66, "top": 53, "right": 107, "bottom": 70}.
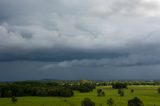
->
{"left": 1, "top": 61, "right": 160, "bottom": 81}
{"left": 1, "top": 0, "right": 160, "bottom": 80}
{"left": 0, "top": 49, "right": 125, "bottom": 61}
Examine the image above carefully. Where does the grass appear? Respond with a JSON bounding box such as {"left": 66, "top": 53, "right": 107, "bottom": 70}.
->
{"left": 0, "top": 85, "right": 160, "bottom": 106}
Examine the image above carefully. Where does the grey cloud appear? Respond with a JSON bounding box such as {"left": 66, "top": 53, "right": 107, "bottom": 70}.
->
{"left": 42, "top": 54, "right": 160, "bottom": 69}
{"left": 2, "top": 61, "right": 160, "bottom": 81}
{"left": 1, "top": 0, "right": 160, "bottom": 80}
{"left": 0, "top": 0, "right": 160, "bottom": 66}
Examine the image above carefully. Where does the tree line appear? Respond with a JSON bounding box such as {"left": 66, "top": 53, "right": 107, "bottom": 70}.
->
{"left": 0, "top": 80, "right": 96, "bottom": 97}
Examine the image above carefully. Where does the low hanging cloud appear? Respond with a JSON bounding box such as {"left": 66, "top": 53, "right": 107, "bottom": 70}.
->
{"left": 42, "top": 54, "right": 160, "bottom": 69}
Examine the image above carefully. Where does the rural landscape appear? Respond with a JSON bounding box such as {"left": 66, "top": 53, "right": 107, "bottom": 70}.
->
{"left": 1, "top": 0, "right": 160, "bottom": 106}
{"left": 0, "top": 80, "right": 160, "bottom": 106}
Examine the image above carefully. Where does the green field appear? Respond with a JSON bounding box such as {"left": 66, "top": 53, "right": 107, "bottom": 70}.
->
{"left": 0, "top": 85, "right": 160, "bottom": 106}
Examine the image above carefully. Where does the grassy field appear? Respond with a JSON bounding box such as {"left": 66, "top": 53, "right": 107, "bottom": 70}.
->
{"left": 0, "top": 85, "right": 160, "bottom": 106}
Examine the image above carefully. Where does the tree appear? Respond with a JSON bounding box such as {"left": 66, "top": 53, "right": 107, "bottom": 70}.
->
{"left": 128, "top": 97, "right": 144, "bottom": 106}
{"left": 118, "top": 89, "right": 124, "bottom": 97}
{"left": 120, "top": 90, "right": 124, "bottom": 96}
{"left": 112, "top": 82, "right": 127, "bottom": 89}
{"left": 131, "top": 89, "right": 134, "bottom": 93}
{"left": 118, "top": 89, "right": 121, "bottom": 95}
{"left": 81, "top": 98, "right": 95, "bottom": 106}
{"left": 97, "top": 89, "right": 105, "bottom": 96}
{"left": 158, "top": 88, "right": 160, "bottom": 94}
{"left": 78, "top": 86, "right": 91, "bottom": 92}
{"left": 11, "top": 96, "right": 18, "bottom": 103}
{"left": 107, "top": 98, "right": 114, "bottom": 106}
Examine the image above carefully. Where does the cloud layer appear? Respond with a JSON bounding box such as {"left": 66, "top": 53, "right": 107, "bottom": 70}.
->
{"left": 0, "top": 0, "right": 160, "bottom": 51}
{"left": 1, "top": 0, "right": 160, "bottom": 80}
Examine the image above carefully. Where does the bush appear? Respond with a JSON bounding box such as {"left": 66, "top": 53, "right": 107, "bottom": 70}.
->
{"left": 128, "top": 97, "right": 144, "bottom": 106}
{"left": 118, "top": 89, "right": 121, "bottom": 95}
{"left": 107, "top": 98, "right": 114, "bottom": 106}
{"left": 97, "top": 89, "right": 105, "bottom": 96}
{"left": 118, "top": 89, "right": 124, "bottom": 97}
{"left": 11, "top": 96, "right": 18, "bottom": 103}
{"left": 131, "top": 89, "right": 134, "bottom": 93}
{"left": 81, "top": 98, "right": 95, "bottom": 106}
{"left": 120, "top": 90, "right": 124, "bottom": 97}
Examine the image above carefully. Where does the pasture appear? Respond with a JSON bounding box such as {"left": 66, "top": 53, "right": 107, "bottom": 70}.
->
{"left": 0, "top": 85, "right": 160, "bottom": 106}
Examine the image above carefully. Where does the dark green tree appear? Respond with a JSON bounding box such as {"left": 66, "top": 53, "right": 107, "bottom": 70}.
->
{"left": 112, "top": 82, "right": 127, "bottom": 89}
{"left": 120, "top": 90, "right": 124, "bottom": 97}
{"left": 81, "top": 98, "right": 95, "bottom": 106}
{"left": 131, "top": 89, "right": 134, "bottom": 93}
{"left": 118, "top": 89, "right": 124, "bottom": 97}
{"left": 118, "top": 89, "right": 121, "bottom": 95}
{"left": 158, "top": 88, "right": 160, "bottom": 94}
{"left": 97, "top": 89, "right": 105, "bottom": 96}
{"left": 106, "top": 98, "right": 114, "bottom": 106}
{"left": 11, "top": 96, "right": 18, "bottom": 103}
{"left": 128, "top": 97, "right": 144, "bottom": 106}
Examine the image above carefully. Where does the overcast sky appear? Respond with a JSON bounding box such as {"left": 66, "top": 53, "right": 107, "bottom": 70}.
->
{"left": 1, "top": 0, "right": 160, "bottom": 81}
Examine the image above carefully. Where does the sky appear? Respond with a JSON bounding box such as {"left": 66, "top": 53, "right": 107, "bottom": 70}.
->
{"left": 1, "top": 0, "right": 160, "bottom": 81}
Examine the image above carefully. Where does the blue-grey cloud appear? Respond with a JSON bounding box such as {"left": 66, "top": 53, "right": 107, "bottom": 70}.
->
{"left": 0, "top": 0, "right": 160, "bottom": 52}
{"left": 42, "top": 54, "right": 160, "bottom": 69}
{"left": 0, "top": 0, "right": 160, "bottom": 80}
